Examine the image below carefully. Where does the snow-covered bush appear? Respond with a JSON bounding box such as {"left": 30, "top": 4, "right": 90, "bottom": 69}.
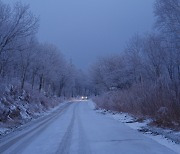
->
{"left": 0, "top": 81, "right": 63, "bottom": 128}
{"left": 91, "top": 0, "right": 180, "bottom": 128}
{"left": 91, "top": 17, "right": 180, "bottom": 128}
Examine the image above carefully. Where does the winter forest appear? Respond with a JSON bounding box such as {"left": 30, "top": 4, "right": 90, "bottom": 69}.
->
{"left": 0, "top": 0, "right": 180, "bottom": 130}
{"left": 92, "top": 0, "right": 180, "bottom": 128}
{"left": 0, "top": 1, "right": 90, "bottom": 126}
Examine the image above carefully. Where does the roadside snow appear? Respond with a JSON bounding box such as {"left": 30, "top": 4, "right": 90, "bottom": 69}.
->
{"left": 0, "top": 101, "right": 67, "bottom": 137}
{"left": 0, "top": 128, "right": 9, "bottom": 134}
{"left": 87, "top": 100, "right": 96, "bottom": 110}
{"left": 96, "top": 109, "right": 180, "bottom": 154}
{"left": 0, "top": 101, "right": 178, "bottom": 154}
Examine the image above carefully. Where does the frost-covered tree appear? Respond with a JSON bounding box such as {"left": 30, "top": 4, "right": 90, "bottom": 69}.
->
{"left": 154, "top": 0, "right": 180, "bottom": 98}
{"left": 0, "top": 1, "right": 88, "bottom": 98}
{"left": 0, "top": 1, "right": 38, "bottom": 77}
{"left": 154, "top": 0, "right": 180, "bottom": 41}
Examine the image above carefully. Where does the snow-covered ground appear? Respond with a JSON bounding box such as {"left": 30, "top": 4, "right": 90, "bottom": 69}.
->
{"left": 0, "top": 101, "right": 179, "bottom": 154}
{"left": 92, "top": 101, "right": 180, "bottom": 154}
{"left": 0, "top": 101, "right": 67, "bottom": 137}
{"left": 0, "top": 83, "right": 65, "bottom": 136}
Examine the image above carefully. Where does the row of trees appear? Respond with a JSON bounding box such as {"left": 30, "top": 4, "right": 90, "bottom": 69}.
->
{"left": 0, "top": 1, "right": 89, "bottom": 98}
{"left": 91, "top": 0, "right": 180, "bottom": 126}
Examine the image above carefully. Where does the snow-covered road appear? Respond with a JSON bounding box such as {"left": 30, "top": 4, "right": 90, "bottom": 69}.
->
{"left": 0, "top": 101, "right": 178, "bottom": 154}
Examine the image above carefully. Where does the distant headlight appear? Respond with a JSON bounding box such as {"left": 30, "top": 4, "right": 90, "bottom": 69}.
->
{"left": 81, "top": 96, "right": 88, "bottom": 100}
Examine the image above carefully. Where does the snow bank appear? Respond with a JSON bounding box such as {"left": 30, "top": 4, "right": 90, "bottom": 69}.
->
{"left": 0, "top": 84, "right": 64, "bottom": 136}
{"left": 87, "top": 100, "right": 97, "bottom": 110}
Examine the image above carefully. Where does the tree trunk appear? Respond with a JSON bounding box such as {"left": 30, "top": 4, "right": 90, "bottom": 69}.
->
{"left": 21, "top": 69, "right": 27, "bottom": 90}
{"left": 39, "top": 74, "right": 43, "bottom": 92}
{"left": 31, "top": 72, "right": 36, "bottom": 89}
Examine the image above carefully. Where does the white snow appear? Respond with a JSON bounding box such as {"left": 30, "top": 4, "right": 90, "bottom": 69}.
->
{"left": 0, "top": 101, "right": 178, "bottom": 154}
{"left": 87, "top": 100, "right": 96, "bottom": 110}
{"left": 0, "top": 127, "right": 9, "bottom": 135}
{"left": 96, "top": 108, "right": 180, "bottom": 154}
{"left": 0, "top": 101, "right": 67, "bottom": 136}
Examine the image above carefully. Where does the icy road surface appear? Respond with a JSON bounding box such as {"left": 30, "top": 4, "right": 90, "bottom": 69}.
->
{"left": 0, "top": 101, "right": 178, "bottom": 154}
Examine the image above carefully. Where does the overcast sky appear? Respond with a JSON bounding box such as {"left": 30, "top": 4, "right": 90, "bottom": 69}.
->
{"left": 6, "top": 0, "right": 155, "bottom": 70}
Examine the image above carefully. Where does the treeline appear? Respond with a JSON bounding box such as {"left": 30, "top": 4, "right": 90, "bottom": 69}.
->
{"left": 91, "top": 0, "right": 180, "bottom": 128}
{"left": 0, "top": 1, "right": 91, "bottom": 127}
{"left": 0, "top": 1, "right": 89, "bottom": 98}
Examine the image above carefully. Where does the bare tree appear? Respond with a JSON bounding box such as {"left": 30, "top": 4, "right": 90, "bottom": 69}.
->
{"left": 154, "top": 0, "right": 180, "bottom": 40}
{"left": 0, "top": 2, "right": 38, "bottom": 54}
{"left": 0, "top": 1, "right": 38, "bottom": 77}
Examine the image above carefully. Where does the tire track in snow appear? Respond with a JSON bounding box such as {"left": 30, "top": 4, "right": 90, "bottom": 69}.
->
{"left": 0, "top": 102, "right": 72, "bottom": 154}
{"left": 55, "top": 104, "right": 77, "bottom": 154}
{"left": 11, "top": 103, "right": 72, "bottom": 154}
{"left": 77, "top": 103, "right": 91, "bottom": 154}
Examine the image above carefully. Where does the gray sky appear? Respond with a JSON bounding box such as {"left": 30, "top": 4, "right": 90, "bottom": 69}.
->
{"left": 6, "top": 0, "right": 155, "bottom": 70}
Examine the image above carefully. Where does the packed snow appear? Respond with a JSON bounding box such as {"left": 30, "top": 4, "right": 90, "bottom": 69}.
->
{"left": 93, "top": 100, "right": 180, "bottom": 154}
{"left": 0, "top": 101, "right": 178, "bottom": 154}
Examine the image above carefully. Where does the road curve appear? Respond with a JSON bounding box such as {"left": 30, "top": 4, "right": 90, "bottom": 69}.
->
{"left": 0, "top": 101, "right": 177, "bottom": 154}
